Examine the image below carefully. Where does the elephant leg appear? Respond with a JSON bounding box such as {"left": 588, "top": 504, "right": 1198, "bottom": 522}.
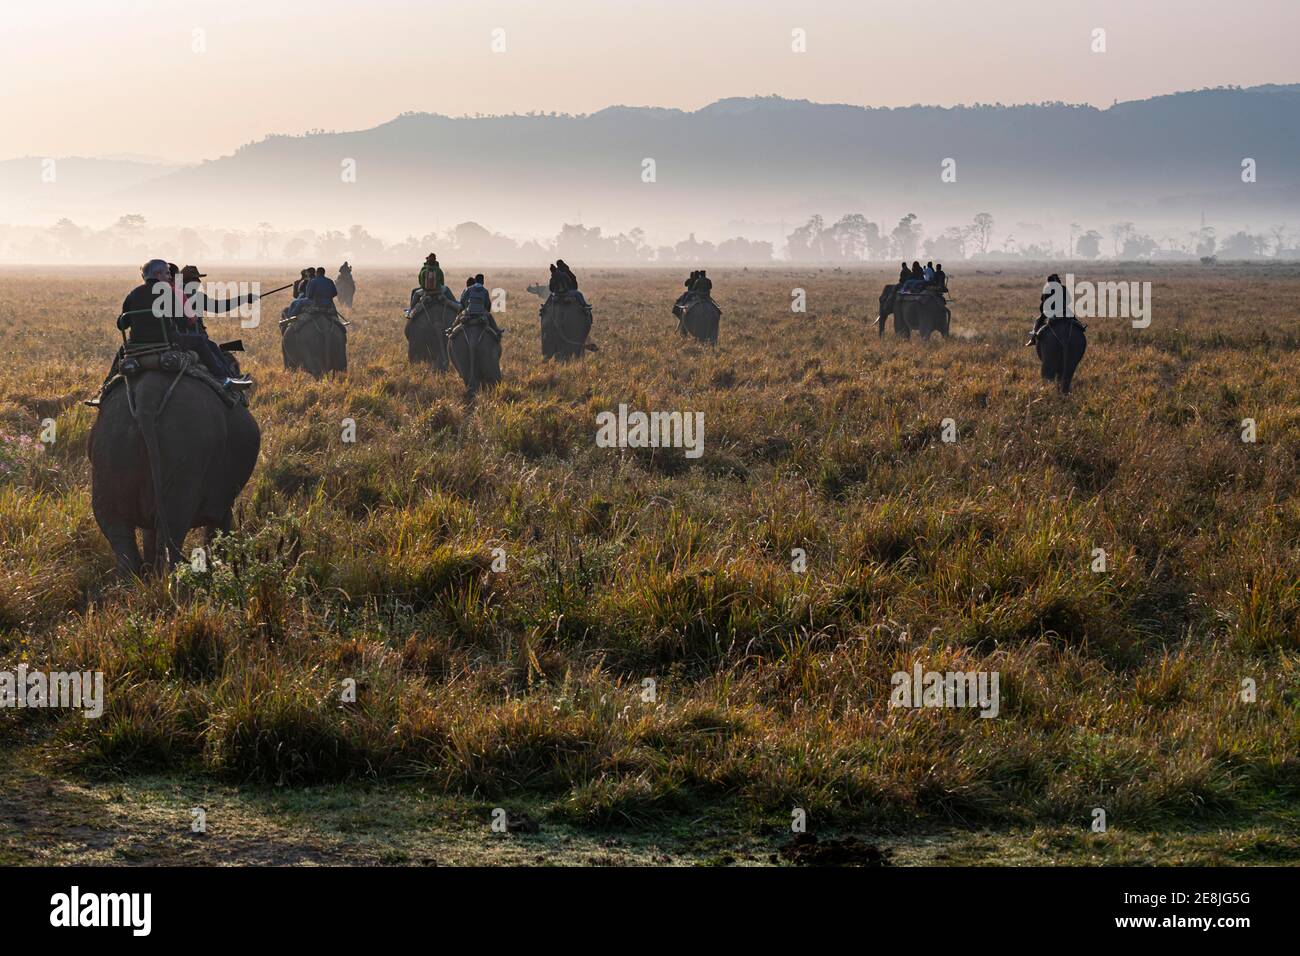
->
{"left": 104, "top": 524, "right": 143, "bottom": 578}
{"left": 332, "top": 329, "right": 342, "bottom": 372}
{"left": 1041, "top": 346, "right": 1059, "bottom": 382}
{"left": 153, "top": 488, "right": 203, "bottom": 572}
{"left": 435, "top": 327, "right": 450, "bottom": 371}
{"left": 1060, "top": 352, "right": 1080, "bottom": 394}
{"left": 142, "top": 529, "right": 158, "bottom": 570}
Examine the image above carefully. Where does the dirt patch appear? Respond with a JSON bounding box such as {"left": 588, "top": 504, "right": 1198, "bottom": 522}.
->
{"left": 778, "top": 833, "right": 893, "bottom": 867}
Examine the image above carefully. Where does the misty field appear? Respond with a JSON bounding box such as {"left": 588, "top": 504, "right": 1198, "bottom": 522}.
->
{"left": 0, "top": 263, "right": 1296, "bottom": 865}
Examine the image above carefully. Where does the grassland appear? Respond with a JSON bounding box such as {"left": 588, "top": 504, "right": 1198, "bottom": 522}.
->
{"left": 0, "top": 263, "right": 1296, "bottom": 865}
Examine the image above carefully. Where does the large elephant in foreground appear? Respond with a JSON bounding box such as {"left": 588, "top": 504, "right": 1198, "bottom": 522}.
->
{"left": 282, "top": 306, "right": 347, "bottom": 377}
{"left": 540, "top": 295, "right": 596, "bottom": 360}
{"left": 406, "top": 294, "right": 457, "bottom": 369}
{"left": 1035, "top": 318, "right": 1087, "bottom": 394}
{"left": 448, "top": 318, "right": 502, "bottom": 393}
{"left": 89, "top": 359, "right": 259, "bottom": 575}
{"left": 679, "top": 296, "right": 721, "bottom": 345}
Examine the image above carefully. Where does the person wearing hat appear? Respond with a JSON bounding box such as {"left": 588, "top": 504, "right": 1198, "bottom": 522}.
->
{"left": 179, "top": 264, "right": 258, "bottom": 328}
{"left": 175, "top": 265, "right": 255, "bottom": 386}
{"left": 292, "top": 268, "right": 312, "bottom": 299}
{"left": 110, "top": 260, "right": 247, "bottom": 388}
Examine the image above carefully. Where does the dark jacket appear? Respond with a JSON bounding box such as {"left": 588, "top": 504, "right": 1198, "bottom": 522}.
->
{"left": 117, "top": 281, "right": 177, "bottom": 343}
{"left": 305, "top": 275, "right": 338, "bottom": 305}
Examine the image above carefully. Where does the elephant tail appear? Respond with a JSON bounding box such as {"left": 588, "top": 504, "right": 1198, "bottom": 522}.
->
{"left": 135, "top": 401, "right": 173, "bottom": 571}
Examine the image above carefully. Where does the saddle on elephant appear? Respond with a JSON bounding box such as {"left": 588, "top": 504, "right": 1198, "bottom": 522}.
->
{"left": 448, "top": 311, "right": 502, "bottom": 344}
{"left": 672, "top": 290, "right": 722, "bottom": 319}
{"left": 896, "top": 283, "right": 946, "bottom": 300}
{"left": 540, "top": 287, "right": 592, "bottom": 318}
{"left": 407, "top": 288, "right": 458, "bottom": 321}
{"left": 92, "top": 338, "right": 247, "bottom": 411}
{"left": 280, "top": 302, "right": 348, "bottom": 335}
{"left": 1028, "top": 313, "right": 1087, "bottom": 349}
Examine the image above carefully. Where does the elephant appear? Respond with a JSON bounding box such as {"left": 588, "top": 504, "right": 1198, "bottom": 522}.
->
{"left": 1035, "top": 318, "right": 1087, "bottom": 394}
{"left": 282, "top": 306, "right": 347, "bottom": 377}
{"left": 896, "top": 293, "right": 949, "bottom": 340}
{"left": 878, "top": 284, "right": 949, "bottom": 340}
{"left": 540, "top": 295, "right": 596, "bottom": 360}
{"left": 406, "top": 293, "right": 457, "bottom": 369}
{"left": 679, "top": 296, "right": 721, "bottom": 345}
{"left": 335, "top": 268, "right": 355, "bottom": 308}
{"left": 447, "top": 318, "right": 502, "bottom": 393}
{"left": 89, "top": 365, "right": 260, "bottom": 575}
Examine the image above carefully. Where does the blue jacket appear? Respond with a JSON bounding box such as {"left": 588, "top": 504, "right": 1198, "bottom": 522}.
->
{"left": 305, "top": 275, "right": 338, "bottom": 305}
{"left": 460, "top": 283, "right": 491, "bottom": 315}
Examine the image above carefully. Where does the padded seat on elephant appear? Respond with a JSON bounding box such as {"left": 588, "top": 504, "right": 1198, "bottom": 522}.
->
{"left": 101, "top": 346, "right": 242, "bottom": 408}
{"left": 449, "top": 313, "right": 501, "bottom": 343}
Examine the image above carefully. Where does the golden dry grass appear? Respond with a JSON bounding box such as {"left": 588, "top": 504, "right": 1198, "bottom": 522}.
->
{"left": 0, "top": 263, "right": 1296, "bottom": 858}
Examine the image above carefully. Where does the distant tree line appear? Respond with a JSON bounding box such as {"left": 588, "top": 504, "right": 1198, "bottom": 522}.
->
{"left": 0, "top": 216, "right": 773, "bottom": 266}
{"left": 782, "top": 212, "right": 1296, "bottom": 263}
{"left": 0, "top": 213, "right": 1292, "bottom": 265}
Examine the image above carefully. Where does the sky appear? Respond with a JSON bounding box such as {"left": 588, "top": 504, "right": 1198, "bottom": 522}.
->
{"left": 1, "top": 0, "right": 1297, "bottom": 163}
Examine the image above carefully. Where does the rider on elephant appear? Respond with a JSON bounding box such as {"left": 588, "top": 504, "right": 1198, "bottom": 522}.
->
{"left": 546, "top": 259, "right": 590, "bottom": 311}
{"left": 459, "top": 274, "right": 501, "bottom": 334}
{"left": 1028, "top": 273, "right": 1076, "bottom": 346}
{"left": 413, "top": 253, "right": 458, "bottom": 311}
{"left": 305, "top": 266, "right": 338, "bottom": 307}
{"left": 114, "top": 259, "right": 251, "bottom": 389}
{"left": 178, "top": 265, "right": 259, "bottom": 329}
